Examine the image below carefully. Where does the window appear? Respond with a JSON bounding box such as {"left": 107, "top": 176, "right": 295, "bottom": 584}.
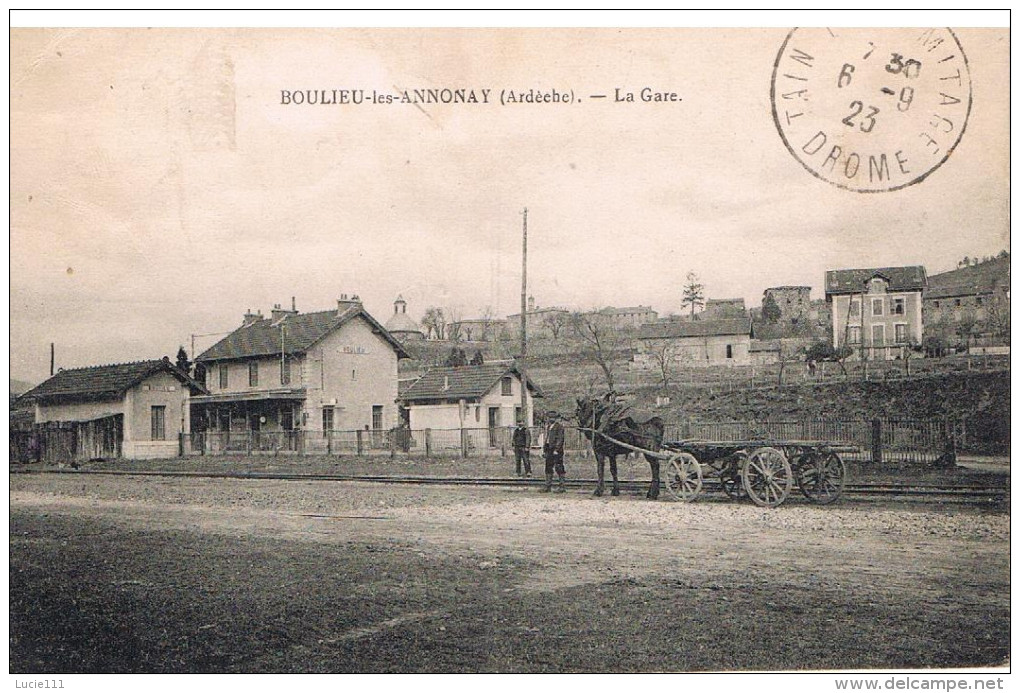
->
{"left": 895, "top": 324, "right": 908, "bottom": 344}
{"left": 726, "top": 344, "right": 733, "bottom": 359}
{"left": 372, "top": 405, "right": 383, "bottom": 430}
{"left": 872, "top": 298, "right": 884, "bottom": 317}
{"left": 219, "top": 364, "right": 229, "bottom": 389}
{"left": 151, "top": 406, "right": 166, "bottom": 441}
{"left": 351, "top": 369, "right": 357, "bottom": 381}
{"left": 501, "top": 376, "right": 512, "bottom": 396}
{"left": 322, "top": 407, "right": 334, "bottom": 435}
{"left": 892, "top": 298, "right": 905, "bottom": 315}
{"left": 281, "top": 357, "right": 291, "bottom": 385}
{"left": 848, "top": 326, "right": 862, "bottom": 345}
{"left": 872, "top": 324, "right": 885, "bottom": 347}
{"left": 248, "top": 361, "right": 258, "bottom": 387}
{"left": 849, "top": 299, "right": 860, "bottom": 317}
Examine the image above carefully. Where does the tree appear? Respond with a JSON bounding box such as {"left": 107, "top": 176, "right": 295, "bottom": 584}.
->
{"left": 647, "top": 341, "right": 686, "bottom": 392}
{"left": 761, "top": 293, "right": 782, "bottom": 324}
{"left": 470, "top": 349, "right": 485, "bottom": 365}
{"left": 542, "top": 311, "right": 570, "bottom": 340}
{"left": 569, "top": 311, "right": 627, "bottom": 391}
{"left": 193, "top": 361, "right": 207, "bottom": 386}
{"left": 775, "top": 340, "right": 804, "bottom": 386}
{"left": 445, "top": 347, "right": 467, "bottom": 367}
{"left": 445, "top": 307, "right": 462, "bottom": 342}
{"left": 681, "top": 271, "right": 705, "bottom": 318}
{"left": 175, "top": 346, "right": 192, "bottom": 375}
{"left": 955, "top": 310, "right": 979, "bottom": 352}
{"left": 421, "top": 307, "right": 446, "bottom": 340}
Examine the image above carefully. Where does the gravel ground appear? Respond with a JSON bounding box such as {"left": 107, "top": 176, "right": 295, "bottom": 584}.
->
{"left": 9, "top": 473, "right": 1011, "bottom": 672}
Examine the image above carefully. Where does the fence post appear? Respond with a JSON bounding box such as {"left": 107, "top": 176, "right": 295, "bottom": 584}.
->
{"left": 943, "top": 417, "right": 957, "bottom": 467}
{"left": 425, "top": 428, "right": 432, "bottom": 458}
{"left": 871, "top": 418, "right": 883, "bottom": 466}
{"left": 356, "top": 429, "right": 364, "bottom": 456}
{"left": 327, "top": 430, "right": 332, "bottom": 456}
{"left": 389, "top": 430, "right": 397, "bottom": 459}
{"left": 460, "top": 428, "right": 468, "bottom": 458}
{"left": 179, "top": 432, "right": 184, "bottom": 458}
{"left": 501, "top": 427, "right": 508, "bottom": 457}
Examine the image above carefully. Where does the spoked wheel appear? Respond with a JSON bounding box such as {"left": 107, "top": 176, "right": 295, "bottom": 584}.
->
{"left": 742, "top": 446, "right": 793, "bottom": 508}
{"left": 664, "top": 452, "right": 703, "bottom": 502}
{"left": 721, "top": 452, "right": 748, "bottom": 501}
{"left": 796, "top": 451, "right": 846, "bottom": 505}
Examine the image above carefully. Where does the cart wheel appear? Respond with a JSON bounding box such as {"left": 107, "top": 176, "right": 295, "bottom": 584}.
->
{"left": 796, "top": 451, "right": 846, "bottom": 505}
{"left": 742, "top": 446, "right": 792, "bottom": 508}
{"left": 664, "top": 453, "right": 703, "bottom": 502}
{"left": 721, "top": 452, "right": 748, "bottom": 500}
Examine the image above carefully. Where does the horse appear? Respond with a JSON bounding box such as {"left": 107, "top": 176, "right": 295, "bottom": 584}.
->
{"left": 575, "top": 396, "right": 665, "bottom": 499}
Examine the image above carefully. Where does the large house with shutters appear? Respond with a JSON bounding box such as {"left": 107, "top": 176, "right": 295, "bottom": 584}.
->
{"left": 21, "top": 357, "right": 206, "bottom": 460}
{"left": 193, "top": 296, "right": 409, "bottom": 451}
{"left": 826, "top": 265, "right": 926, "bottom": 360}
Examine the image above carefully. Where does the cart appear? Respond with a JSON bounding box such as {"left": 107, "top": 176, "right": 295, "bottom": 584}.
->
{"left": 660, "top": 439, "right": 854, "bottom": 507}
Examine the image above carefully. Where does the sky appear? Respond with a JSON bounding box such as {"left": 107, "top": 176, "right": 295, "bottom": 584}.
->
{"left": 9, "top": 24, "right": 1010, "bottom": 383}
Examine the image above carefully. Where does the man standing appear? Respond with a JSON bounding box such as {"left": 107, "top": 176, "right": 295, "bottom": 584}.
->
{"left": 512, "top": 420, "right": 532, "bottom": 477}
{"left": 541, "top": 412, "right": 566, "bottom": 493}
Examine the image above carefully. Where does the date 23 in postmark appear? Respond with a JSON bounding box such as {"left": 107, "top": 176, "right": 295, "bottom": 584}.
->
{"left": 771, "top": 28, "right": 972, "bottom": 193}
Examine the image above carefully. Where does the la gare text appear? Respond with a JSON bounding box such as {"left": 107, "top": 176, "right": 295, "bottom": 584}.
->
{"left": 279, "top": 87, "right": 681, "bottom": 106}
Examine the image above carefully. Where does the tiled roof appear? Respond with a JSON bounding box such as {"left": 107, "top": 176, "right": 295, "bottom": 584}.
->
{"left": 197, "top": 306, "right": 409, "bottom": 362}
{"left": 399, "top": 362, "right": 544, "bottom": 402}
{"left": 926, "top": 256, "right": 1009, "bottom": 300}
{"left": 21, "top": 359, "right": 205, "bottom": 402}
{"left": 825, "top": 266, "right": 927, "bottom": 295}
{"left": 637, "top": 318, "right": 752, "bottom": 340}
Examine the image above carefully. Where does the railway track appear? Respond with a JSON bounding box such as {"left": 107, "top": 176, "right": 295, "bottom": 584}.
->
{"left": 13, "top": 467, "right": 1009, "bottom": 503}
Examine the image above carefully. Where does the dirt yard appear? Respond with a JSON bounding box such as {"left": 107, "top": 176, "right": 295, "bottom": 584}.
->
{"left": 9, "top": 473, "right": 1010, "bottom": 673}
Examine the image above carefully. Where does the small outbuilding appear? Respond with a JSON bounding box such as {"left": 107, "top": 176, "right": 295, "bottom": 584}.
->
{"left": 21, "top": 358, "right": 207, "bottom": 460}
{"left": 398, "top": 362, "right": 543, "bottom": 438}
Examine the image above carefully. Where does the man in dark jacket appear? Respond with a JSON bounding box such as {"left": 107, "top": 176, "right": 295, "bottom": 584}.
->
{"left": 512, "top": 421, "right": 532, "bottom": 477}
{"left": 541, "top": 412, "right": 566, "bottom": 493}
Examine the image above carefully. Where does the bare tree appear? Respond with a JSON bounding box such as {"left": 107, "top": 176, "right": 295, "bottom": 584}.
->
{"left": 570, "top": 311, "right": 627, "bottom": 392}
{"left": 681, "top": 271, "right": 705, "bottom": 318}
{"left": 647, "top": 340, "right": 687, "bottom": 392}
{"left": 775, "top": 339, "right": 804, "bottom": 386}
{"left": 421, "top": 307, "right": 446, "bottom": 340}
{"left": 444, "top": 307, "right": 461, "bottom": 342}
{"left": 542, "top": 311, "right": 570, "bottom": 340}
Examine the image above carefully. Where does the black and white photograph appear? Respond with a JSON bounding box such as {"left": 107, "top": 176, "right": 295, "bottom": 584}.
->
{"left": 8, "top": 11, "right": 1011, "bottom": 683}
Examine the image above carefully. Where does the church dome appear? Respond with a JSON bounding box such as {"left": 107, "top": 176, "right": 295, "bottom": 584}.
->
{"left": 384, "top": 295, "right": 424, "bottom": 339}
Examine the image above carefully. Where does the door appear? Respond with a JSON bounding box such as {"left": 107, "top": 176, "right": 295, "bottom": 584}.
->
{"left": 488, "top": 407, "right": 501, "bottom": 447}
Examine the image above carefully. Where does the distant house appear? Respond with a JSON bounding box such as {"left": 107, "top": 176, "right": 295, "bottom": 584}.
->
{"left": 383, "top": 295, "right": 425, "bottom": 341}
{"left": 924, "top": 256, "right": 1010, "bottom": 348}
{"left": 506, "top": 296, "right": 570, "bottom": 339}
{"left": 763, "top": 286, "right": 812, "bottom": 323}
{"left": 193, "top": 295, "right": 409, "bottom": 451}
{"left": 597, "top": 305, "right": 659, "bottom": 330}
{"left": 635, "top": 318, "right": 753, "bottom": 367}
{"left": 397, "top": 362, "right": 543, "bottom": 438}
{"left": 703, "top": 298, "right": 747, "bottom": 320}
{"left": 826, "top": 265, "right": 926, "bottom": 360}
{"left": 21, "top": 358, "right": 206, "bottom": 460}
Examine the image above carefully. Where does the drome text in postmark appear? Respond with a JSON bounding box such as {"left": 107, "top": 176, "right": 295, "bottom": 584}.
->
{"left": 771, "top": 27, "right": 972, "bottom": 193}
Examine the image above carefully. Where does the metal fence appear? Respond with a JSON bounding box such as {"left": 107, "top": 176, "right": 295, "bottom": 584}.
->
{"left": 176, "top": 417, "right": 953, "bottom": 466}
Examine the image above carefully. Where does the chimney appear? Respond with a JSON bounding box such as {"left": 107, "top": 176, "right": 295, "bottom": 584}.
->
{"left": 337, "top": 292, "right": 362, "bottom": 315}
{"left": 528, "top": 295, "right": 535, "bottom": 312}
{"left": 271, "top": 301, "right": 298, "bottom": 323}
{"left": 242, "top": 309, "right": 263, "bottom": 327}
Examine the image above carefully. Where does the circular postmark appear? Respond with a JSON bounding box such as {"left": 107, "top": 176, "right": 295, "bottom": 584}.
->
{"left": 771, "top": 28, "right": 972, "bottom": 193}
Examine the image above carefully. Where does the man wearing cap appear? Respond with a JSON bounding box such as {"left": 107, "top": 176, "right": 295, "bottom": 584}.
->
{"left": 541, "top": 411, "right": 566, "bottom": 493}
{"left": 512, "top": 419, "right": 532, "bottom": 477}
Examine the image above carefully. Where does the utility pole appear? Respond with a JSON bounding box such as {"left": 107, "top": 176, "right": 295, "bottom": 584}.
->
{"left": 50, "top": 342, "right": 54, "bottom": 376}
{"left": 519, "top": 208, "right": 529, "bottom": 426}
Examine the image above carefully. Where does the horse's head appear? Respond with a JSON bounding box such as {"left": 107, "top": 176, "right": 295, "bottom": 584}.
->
{"left": 575, "top": 396, "right": 604, "bottom": 428}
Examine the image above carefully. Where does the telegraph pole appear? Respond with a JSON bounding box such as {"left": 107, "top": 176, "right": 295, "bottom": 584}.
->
{"left": 519, "top": 208, "right": 529, "bottom": 426}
